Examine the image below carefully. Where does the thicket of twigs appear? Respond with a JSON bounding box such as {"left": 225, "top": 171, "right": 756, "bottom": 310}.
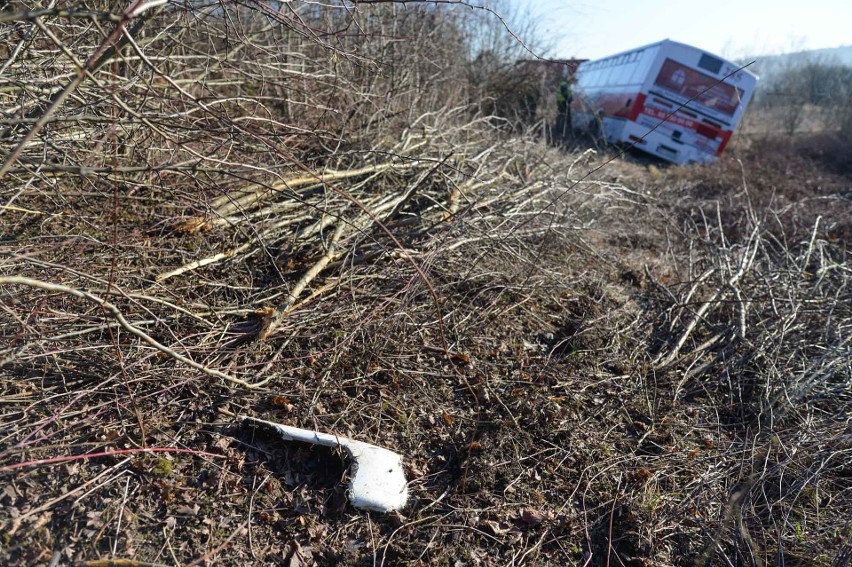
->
{"left": 1, "top": 2, "right": 850, "bottom": 566}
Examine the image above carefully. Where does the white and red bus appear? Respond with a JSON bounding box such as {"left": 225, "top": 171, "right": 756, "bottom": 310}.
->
{"left": 571, "top": 39, "right": 758, "bottom": 164}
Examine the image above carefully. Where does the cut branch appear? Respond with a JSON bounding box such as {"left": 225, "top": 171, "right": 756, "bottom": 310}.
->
{"left": 259, "top": 223, "right": 346, "bottom": 339}
{"left": 0, "top": 276, "right": 271, "bottom": 389}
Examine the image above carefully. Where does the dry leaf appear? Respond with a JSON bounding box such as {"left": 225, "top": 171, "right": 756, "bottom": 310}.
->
{"left": 483, "top": 519, "right": 509, "bottom": 535}
{"left": 520, "top": 508, "right": 545, "bottom": 527}
{"left": 449, "top": 351, "right": 470, "bottom": 364}
{"left": 271, "top": 395, "right": 292, "bottom": 407}
{"left": 175, "top": 503, "right": 200, "bottom": 516}
{"left": 259, "top": 510, "right": 277, "bottom": 523}
{"left": 173, "top": 216, "right": 209, "bottom": 234}
{"left": 286, "top": 540, "right": 314, "bottom": 567}
{"left": 2, "top": 485, "right": 17, "bottom": 503}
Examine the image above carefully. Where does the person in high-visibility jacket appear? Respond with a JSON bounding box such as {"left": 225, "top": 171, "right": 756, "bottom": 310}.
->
{"left": 556, "top": 79, "right": 573, "bottom": 136}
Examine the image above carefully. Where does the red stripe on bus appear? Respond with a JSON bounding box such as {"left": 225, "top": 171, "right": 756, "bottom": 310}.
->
{"left": 696, "top": 123, "right": 719, "bottom": 139}
{"left": 716, "top": 130, "right": 734, "bottom": 155}
{"left": 628, "top": 93, "right": 646, "bottom": 121}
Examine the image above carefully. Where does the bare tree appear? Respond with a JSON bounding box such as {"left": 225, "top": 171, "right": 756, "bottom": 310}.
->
{"left": 756, "top": 54, "right": 852, "bottom": 135}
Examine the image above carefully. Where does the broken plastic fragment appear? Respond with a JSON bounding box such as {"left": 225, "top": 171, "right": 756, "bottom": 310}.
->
{"left": 242, "top": 416, "right": 408, "bottom": 513}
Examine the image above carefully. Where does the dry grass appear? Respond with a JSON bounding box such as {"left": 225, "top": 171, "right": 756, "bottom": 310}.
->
{"left": 2, "top": 2, "right": 851, "bottom": 566}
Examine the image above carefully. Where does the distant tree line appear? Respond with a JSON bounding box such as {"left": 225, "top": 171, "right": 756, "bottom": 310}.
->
{"left": 753, "top": 57, "right": 852, "bottom": 137}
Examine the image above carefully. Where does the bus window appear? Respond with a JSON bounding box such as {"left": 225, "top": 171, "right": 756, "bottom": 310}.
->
{"left": 698, "top": 54, "right": 723, "bottom": 74}
{"left": 628, "top": 51, "right": 651, "bottom": 84}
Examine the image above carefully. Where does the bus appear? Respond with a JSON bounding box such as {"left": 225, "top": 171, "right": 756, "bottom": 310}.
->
{"left": 571, "top": 39, "right": 758, "bottom": 164}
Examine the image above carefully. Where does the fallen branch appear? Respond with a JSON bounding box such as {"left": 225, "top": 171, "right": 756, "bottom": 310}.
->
{"left": 259, "top": 223, "right": 345, "bottom": 339}
{"left": 178, "top": 161, "right": 428, "bottom": 234}
{"left": 653, "top": 225, "right": 761, "bottom": 368}
{"left": 155, "top": 239, "right": 255, "bottom": 282}
{"left": 0, "top": 276, "right": 272, "bottom": 389}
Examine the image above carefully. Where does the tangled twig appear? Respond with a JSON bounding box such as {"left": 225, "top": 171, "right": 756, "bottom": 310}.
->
{"left": 0, "top": 276, "right": 272, "bottom": 389}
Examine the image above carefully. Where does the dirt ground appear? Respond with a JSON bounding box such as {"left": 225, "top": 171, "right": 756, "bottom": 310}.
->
{"left": 2, "top": 129, "right": 851, "bottom": 566}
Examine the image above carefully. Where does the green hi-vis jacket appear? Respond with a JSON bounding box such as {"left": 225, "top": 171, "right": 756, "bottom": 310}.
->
{"left": 556, "top": 80, "right": 572, "bottom": 105}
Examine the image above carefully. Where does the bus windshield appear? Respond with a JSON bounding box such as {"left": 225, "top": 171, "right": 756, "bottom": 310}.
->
{"left": 654, "top": 59, "right": 743, "bottom": 117}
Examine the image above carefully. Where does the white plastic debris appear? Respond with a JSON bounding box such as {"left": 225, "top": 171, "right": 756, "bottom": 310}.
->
{"left": 243, "top": 416, "right": 408, "bottom": 513}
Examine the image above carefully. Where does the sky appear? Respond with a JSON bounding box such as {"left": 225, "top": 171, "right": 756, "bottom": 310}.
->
{"left": 518, "top": 0, "right": 852, "bottom": 61}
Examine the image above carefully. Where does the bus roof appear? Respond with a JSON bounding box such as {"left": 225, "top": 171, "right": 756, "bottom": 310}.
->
{"left": 581, "top": 39, "right": 759, "bottom": 81}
